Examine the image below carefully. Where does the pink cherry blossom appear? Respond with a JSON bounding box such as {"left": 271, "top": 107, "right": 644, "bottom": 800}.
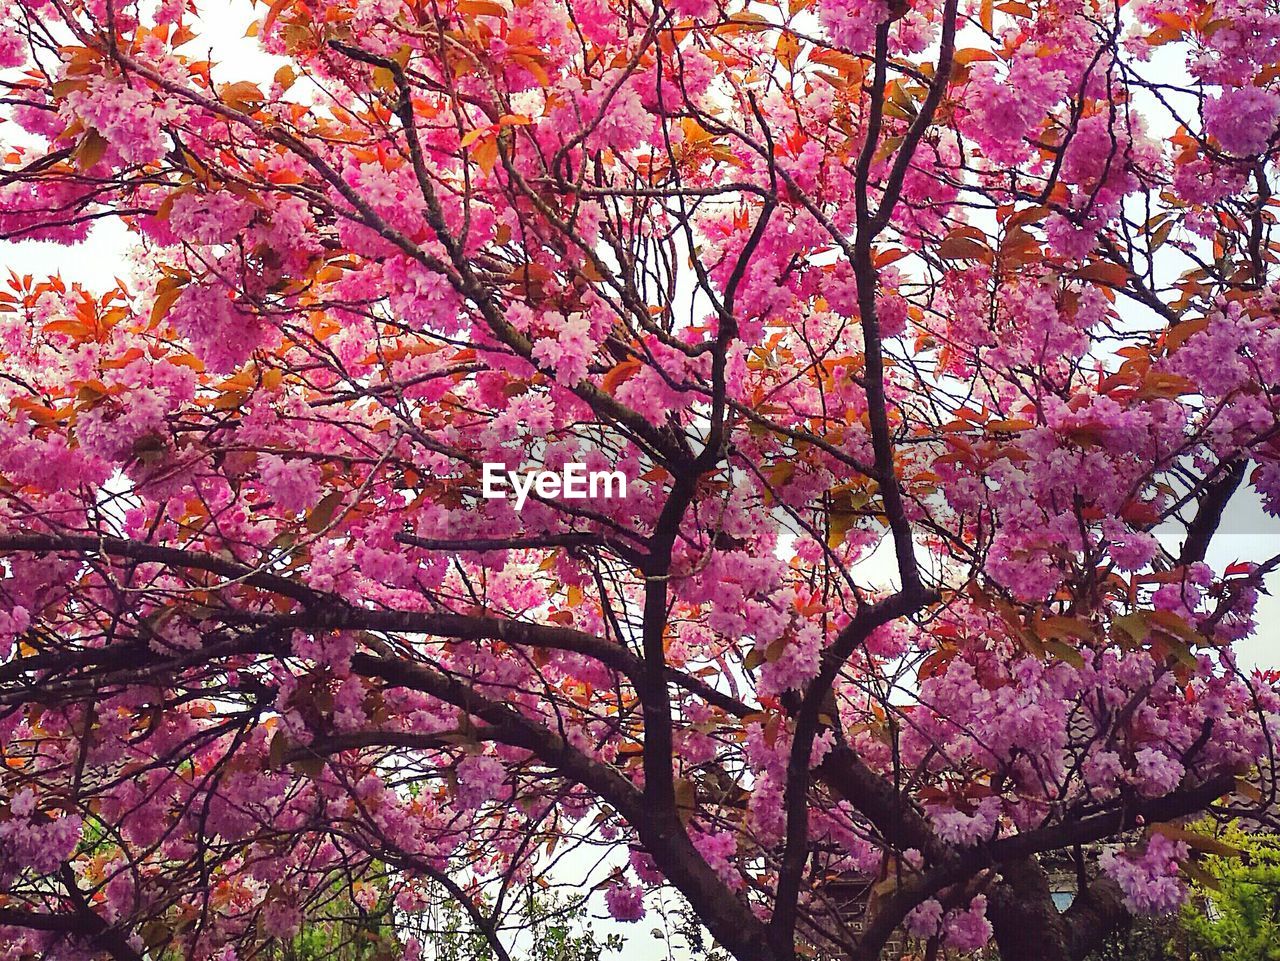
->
{"left": 1205, "top": 86, "right": 1280, "bottom": 156}
{"left": 604, "top": 881, "right": 646, "bottom": 921}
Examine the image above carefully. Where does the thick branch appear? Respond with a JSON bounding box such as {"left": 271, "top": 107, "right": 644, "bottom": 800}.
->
{"left": 1178, "top": 458, "right": 1247, "bottom": 566}
{"left": 0, "top": 533, "right": 317, "bottom": 605}
{"left": 348, "top": 651, "right": 781, "bottom": 961}
{"left": 854, "top": 772, "right": 1235, "bottom": 960}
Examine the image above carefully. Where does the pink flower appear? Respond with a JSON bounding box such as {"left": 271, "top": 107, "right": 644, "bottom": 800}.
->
{"left": 1083, "top": 749, "right": 1125, "bottom": 791}
{"left": 666, "top": 0, "right": 717, "bottom": 18}
{"left": 9, "top": 787, "right": 36, "bottom": 817}
{"left": 383, "top": 256, "right": 466, "bottom": 335}
{"left": 1099, "top": 833, "right": 1188, "bottom": 913}
{"left": 261, "top": 899, "right": 303, "bottom": 939}
{"left": 1132, "top": 748, "right": 1184, "bottom": 798}
{"left": 629, "top": 849, "right": 664, "bottom": 884}
{"left": 0, "top": 604, "right": 30, "bottom": 661}
{"left": 455, "top": 754, "right": 506, "bottom": 810}
{"left": 530, "top": 314, "right": 596, "bottom": 386}
{"left": 819, "top": 0, "right": 889, "bottom": 53}
{"left": 904, "top": 898, "right": 944, "bottom": 937}
{"left": 64, "top": 77, "right": 187, "bottom": 166}
{"left": 0, "top": 792, "right": 83, "bottom": 876}
{"left": 167, "top": 282, "right": 272, "bottom": 373}
{"left": 928, "top": 796, "right": 1002, "bottom": 847}
{"left": 0, "top": 27, "right": 25, "bottom": 68}
{"left": 691, "top": 829, "right": 742, "bottom": 890}
{"left": 758, "top": 624, "right": 822, "bottom": 696}
{"left": 1103, "top": 520, "right": 1159, "bottom": 571}
{"left": 944, "top": 896, "right": 993, "bottom": 952}
{"left": 1205, "top": 87, "right": 1280, "bottom": 156}
{"left": 581, "top": 81, "right": 653, "bottom": 154}
{"left": 258, "top": 454, "right": 322, "bottom": 514}
{"left": 604, "top": 881, "right": 646, "bottom": 921}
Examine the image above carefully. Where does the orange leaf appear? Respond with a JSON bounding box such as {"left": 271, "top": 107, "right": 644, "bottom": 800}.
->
{"left": 937, "top": 235, "right": 992, "bottom": 262}
{"left": 776, "top": 32, "right": 801, "bottom": 70}
{"left": 1073, "top": 262, "right": 1131, "bottom": 287}
{"left": 954, "top": 47, "right": 998, "bottom": 65}
{"left": 601, "top": 359, "right": 641, "bottom": 395}
{"left": 75, "top": 129, "right": 108, "bottom": 171}
{"left": 262, "top": 0, "right": 292, "bottom": 34}
{"left": 1164, "top": 317, "right": 1207, "bottom": 354}
{"left": 220, "top": 81, "right": 265, "bottom": 112}
{"left": 511, "top": 54, "right": 550, "bottom": 88}
{"left": 150, "top": 278, "right": 187, "bottom": 329}
{"left": 458, "top": 0, "right": 508, "bottom": 15}
{"left": 472, "top": 137, "right": 499, "bottom": 175}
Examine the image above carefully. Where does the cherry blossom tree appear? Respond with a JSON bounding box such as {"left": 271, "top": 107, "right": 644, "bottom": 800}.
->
{"left": 0, "top": 0, "right": 1279, "bottom": 958}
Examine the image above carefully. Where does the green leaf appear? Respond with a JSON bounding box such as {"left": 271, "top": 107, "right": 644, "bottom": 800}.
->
{"left": 1112, "top": 611, "right": 1149, "bottom": 645}
{"left": 1043, "top": 638, "right": 1085, "bottom": 668}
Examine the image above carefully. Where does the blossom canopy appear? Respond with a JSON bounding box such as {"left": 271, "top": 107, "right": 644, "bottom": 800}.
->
{"left": 0, "top": 0, "right": 1278, "bottom": 959}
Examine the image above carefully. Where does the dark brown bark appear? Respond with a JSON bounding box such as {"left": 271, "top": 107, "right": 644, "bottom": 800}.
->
{"left": 1063, "top": 875, "right": 1131, "bottom": 960}
{"left": 990, "top": 859, "right": 1130, "bottom": 961}
{"left": 989, "top": 858, "right": 1075, "bottom": 961}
